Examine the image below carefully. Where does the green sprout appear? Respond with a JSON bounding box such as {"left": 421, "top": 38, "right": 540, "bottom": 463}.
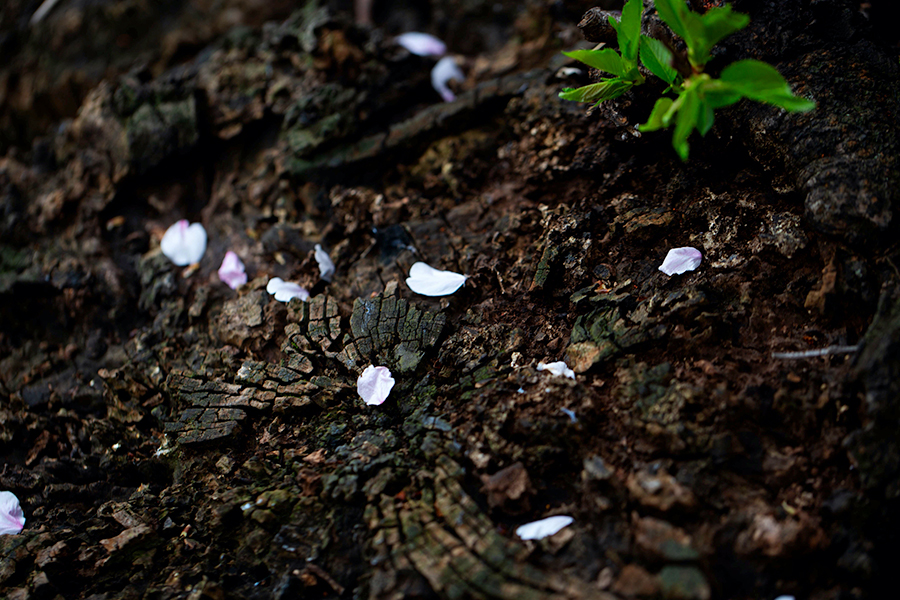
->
{"left": 560, "top": 0, "right": 815, "bottom": 160}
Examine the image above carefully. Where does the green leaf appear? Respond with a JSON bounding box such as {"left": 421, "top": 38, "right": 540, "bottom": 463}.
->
{"left": 617, "top": 0, "right": 644, "bottom": 63}
{"left": 719, "top": 59, "right": 816, "bottom": 111}
{"left": 697, "top": 6, "right": 750, "bottom": 48}
{"left": 672, "top": 87, "right": 700, "bottom": 160}
{"left": 639, "top": 35, "right": 680, "bottom": 85}
{"left": 654, "top": 0, "right": 690, "bottom": 45}
{"left": 690, "top": 6, "right": 749, "bottom": 67}
{"left": 696, "top": 99, "right": 715, "bottom": 135}
{"left": 563, "top": 49, "right": 627, "bottom": 77}
{"left": 639, "top": 96, "right": 675, "bottom": 132}
{"left": 654, "top": 0, "right": 749, "bottom": 68}
{"left": 701, "top": 82, "right": 743, "bottom": 110}
{"left": 558, "top": 79, "right": 634, "bottom": 104}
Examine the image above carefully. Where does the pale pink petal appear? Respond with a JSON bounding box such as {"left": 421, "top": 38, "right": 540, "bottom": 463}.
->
{"left": 0, "top": 491, "right": 25, "bottom": 536}
{"left": 537, "top": 361, "right": 575, "bottom": 380}
{"left": 218, "top": 251, "right": 247, "bottom": 289}
{"left": 357, "top": 365, "right": 395, "bottom": 406}
{"left": 160, "top": 220, "right": 207, "bottom": 266}
{"left": 406, "top": 262, "right": 467, "bottom": 296}
{"left": 266, "top": 277, "right": 310, "bottom": 303}
{"left": 431, "top": 57, "right": 464, "bottom": 103}
{"left": 395, "top": 32, "right": 447, "bottom": 57}
{"left": 659, "top": 247, "right": 702, "bottom": 276}
{"left": 515, "top": 515, "right": 573, "bottom": 540}
{"left": 315, "top": 244, "right": 335, "bottom": 282}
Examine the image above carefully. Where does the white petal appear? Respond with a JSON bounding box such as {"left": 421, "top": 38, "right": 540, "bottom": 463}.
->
{"left": 659, "top": 247, "right": 702, "bottom": 276}
{"left": 315, "top": 244, "right": 335, "bottom": 282}
{"left": 266, "top": 277, "right": 309, "bottom": 303}
{"left": 0, "top": 491, "right": 25, "bottom": 536}
{"left": 357, "top": 365, "right": 395, "bottom": 406}
{"left": 515, "top": 515, "right": 573, "bottom": 540}
{"left": 558, "top": 67, "right": 584, "bottom": 77}
{"left": 218, "top": 251, "right": 247, "bottom": 289}
{"left": 274, "top": 284, "right": 309, "bottom": 303}
{"left": 160, "top": 220, "right": 207, "bottom": 266}
{"left": 431, "top": 57, "right": 464, "bottom": 102}
{"left": 395, "top": 32, "right": 446, "bottom": 57}
{"left": 537, "top": 361, "right": 576, "bottom": 380}
{"left": 29, "top": 0, "right": 59, "bottom": 26}
{"left": 406, "top": 262, "right": 467, "bottom": 296}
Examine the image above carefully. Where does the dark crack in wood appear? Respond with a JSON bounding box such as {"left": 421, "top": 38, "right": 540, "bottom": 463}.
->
{"left": 164, "top": 351, "right": 322, "bottom": 444}
{"left": 340, "top": 283, "right": 446, "bottom": 373}
{"left": 285, "top": 294, "right": 344, "bottom": 356}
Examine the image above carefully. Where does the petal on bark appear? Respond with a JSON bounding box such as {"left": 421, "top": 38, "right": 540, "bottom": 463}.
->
{"left": 266, "top": 277, "right": 310, "bottom": 303}
{"left": 160, "top": 220, "right": 207, "bottom": 266}
{"left": 218, "top": 251, "right": 248, "bottom": 289}
{"left": 537, "top": 361, "right": 576, "bottom": 380}
{"left": 315, "top": 244, "right": 335, "bottom": 282}
{"left": 431, "top": 57, "right": 465, "bottom": 102}
{"left": 396, "top": 32, "right": 446, "bottom": 57}
{"left": 515, "top": 515, "right": 573, "bottom": 540}
{"left": 659, "top": 247, "right": 702, "bottom": 276}
{"left": 0, "top": 491, "right": 25, "bottom": 536}
{"left": 405, "top": 262, "right": 467, "bottom": 296}
{"left": 357, "top": 365, "right": 395, "bottom": 406}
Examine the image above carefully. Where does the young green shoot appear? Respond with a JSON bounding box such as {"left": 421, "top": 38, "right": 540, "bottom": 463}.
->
{"left": 560, "top": 0, "right": 815, "bottom": 160}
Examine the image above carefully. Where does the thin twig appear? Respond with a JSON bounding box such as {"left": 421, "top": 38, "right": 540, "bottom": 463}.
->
{"left": 772, "top": 345, "right": 859, "bottom": 359}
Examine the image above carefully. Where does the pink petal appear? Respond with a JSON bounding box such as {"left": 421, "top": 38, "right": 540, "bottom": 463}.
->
{"left": 357, "top": 365, "right": 395, "bottom": 406}
{"left": 218, "top": 251, "right": 248, "bottom": 290}
{"left": 431, "top": 57, "right": 464, "bottom": 103}
{"left": 266, "top": 277, "right": 310, "bottom": 303}
{"left": 0, "top": 491, "right": 25, "bottom": 536}
{"left": 658, "top": 247, "right": 702, "bottom": 276}
{"left": 160, "top": 220, "right": 207, "bottom": 266}
{"left": 395, "top": 32, "right": 447, "bottom": 57}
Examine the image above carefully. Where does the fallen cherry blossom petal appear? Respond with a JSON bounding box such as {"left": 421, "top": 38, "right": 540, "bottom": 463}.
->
{"left": 160, "top": 220, "right": 207, "bottom": 266}
{"left": 218, "top": 251, "right": 247, "bottom": 289}
{"left": 557, "top": 67, "right": 584, "bottom": 78}
{"left": 29, "top": 0, "right": 61, "bottom": 26}
{"left": 431, "top": 56, "right": 464, "bottom": 102}
{"left": 515, "top": 515, "right": 573, "bottom": 540}
{"left": 266, "top": 277, "right": 310, "bottom": 303}
{"left": 406, "top": 262, "right": 467, "bottom": 296}
{"left": 315, "top": 244, "right": 335, "bottom": 282}
{"left": 395, "top": 32, "right": 446, "bottom": 57}
{"left": 659, "top": 247, "right": 702, "bottom": 276}
{"left": 537, "top": 361, "right": 575, "bottom": 380}
{"left": 357, "top": 365, "right": 395, "bottom": 406}
{"left": 0, "top": 491, "right": 25, "bottom": 536}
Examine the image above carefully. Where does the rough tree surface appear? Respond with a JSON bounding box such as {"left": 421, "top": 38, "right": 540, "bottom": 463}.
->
{"left": 2, "top": 1, "right": 899, "bottom": 599}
